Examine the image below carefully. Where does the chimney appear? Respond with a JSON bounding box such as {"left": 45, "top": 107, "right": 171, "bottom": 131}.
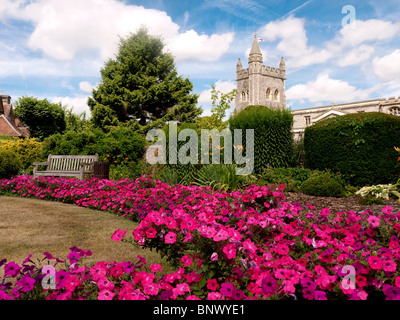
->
{"left": 1, "top": 95, "right": 11, "bottom": 105}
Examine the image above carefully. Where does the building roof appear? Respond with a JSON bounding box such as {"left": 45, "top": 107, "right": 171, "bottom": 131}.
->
{"left": 0, "top": 95, "right": 30, "bottom": 138}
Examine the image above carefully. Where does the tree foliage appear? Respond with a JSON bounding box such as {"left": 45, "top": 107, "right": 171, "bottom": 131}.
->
{"left": 14, "top": 97, "right": 66, "bottom": 140}
{"left": 88, "top": 27, "right": 202, "bottom": 129}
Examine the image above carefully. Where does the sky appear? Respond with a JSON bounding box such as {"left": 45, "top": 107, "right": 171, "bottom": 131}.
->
{"left": 1, "top": 0, "right": 400, "bottom": 118}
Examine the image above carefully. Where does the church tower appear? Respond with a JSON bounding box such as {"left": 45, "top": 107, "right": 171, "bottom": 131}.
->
{"left": 234, "top": 35, "right": 287, "bottom": 114}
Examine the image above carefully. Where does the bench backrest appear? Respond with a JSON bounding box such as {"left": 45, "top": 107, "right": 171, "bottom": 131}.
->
{"left": 47, "top": 154, "right": 99, "bottom": 172}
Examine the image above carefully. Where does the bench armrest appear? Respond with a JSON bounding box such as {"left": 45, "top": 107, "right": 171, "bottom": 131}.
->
{"left": 32, "top": 161, "right": 49, "bottom": 167}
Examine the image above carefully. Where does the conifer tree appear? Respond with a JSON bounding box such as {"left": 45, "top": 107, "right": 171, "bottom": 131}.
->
{"left": 88, "top": 27, "right": 201, "bottom": 129}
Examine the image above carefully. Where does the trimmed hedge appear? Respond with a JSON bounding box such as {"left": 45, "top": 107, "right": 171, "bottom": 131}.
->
{"left": 228, "top": 105, "right": 294, "bottom": 174}
{"left": 304, "top": 112, "right": 400, "bottom": 187}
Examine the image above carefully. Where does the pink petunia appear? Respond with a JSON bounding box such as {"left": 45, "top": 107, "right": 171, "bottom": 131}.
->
{"left": 16, "top": 276, "right": 36, "bottom": 293}
{"left": 276, "top": 244, "right": 289, "bottom": 255}
{"left": 90, "top": 262, "right": 107, "bottom": 281}
{"left": 320, "top": 208, "right": 330, "bottom": 216}
{"left": 223, "top": 244, "right": 237, "bottom": 259}
{"left": 368, "top": 255, "right": 382, "bottom": 270}
{"left": 144, "top": 282, "right": 159, "bottom": 295}
{"left": 65, "top": 275, "right": 80, "bottom": 292}
{"left": 367, "top": 215, "right": 380, "bottom": 227}
{"left": 4, "top": 262, "right": 21, "bottom": 278}
{"left": 207, "top": 279, "right": 219, "bottom": 291}
{"left": 165, "top": 232, "right": 177, "bottom": 244}
{"left": 150, "top": 264, "right": 162, "bottom": 273}
{"left": 213, "top": 229, "right": 229, "bottom": 242}
{"left": 382, "top": 206, "right": 393, "bottom": 215}
{"left": 382, "top": 260, "right": 397, "bottom": 272}
{"left": 111, "top": 229, "right": 127, "bottom": 241}
{"left": 181, "top": 255, "right": 193, "bottom": 267}
{"left": 145, "top": 227, "right": 157, "bottom": 239}
{"left": 97, "top": 277, "right": 115, "bottom": 291}
{"left": 211, "top": 252, "right": 218, "bottom": 261}
{"left": 98, "top": 289, "right": 115, "bottom": 300}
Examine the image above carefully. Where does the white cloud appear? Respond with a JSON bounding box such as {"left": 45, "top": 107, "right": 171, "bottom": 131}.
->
{"left": 166, "top": 30, "right": 235, "bottom": 62}
{"left": 329, "top": 19, "right": 400, "bottom": 51}
{"left": 286, "top": 73, "right": 378, "bottom": 105}
{"left": 3, "top": 0, "right": 233, "bottom": 63}
{"left": 258, "top": 16, "right": 332, "bottom": 68}
{"left": 372, "top": 49, "right": 400, "bottom": 82}
{"left": 79, "top": 81, "right": 94, "bottom": 93}
{"left": 52, "top": 95, "right": 90, "bottom": 115}
{"left": 336, "top": 45, "right": 375, "bottom": 67}
{"left": 198, "top": 80, "right": 236, "bottom": 104}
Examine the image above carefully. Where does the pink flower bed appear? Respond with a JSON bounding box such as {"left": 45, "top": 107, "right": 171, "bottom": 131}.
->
{"left": 1, "top": 175, "right": 400, "bottom": 300}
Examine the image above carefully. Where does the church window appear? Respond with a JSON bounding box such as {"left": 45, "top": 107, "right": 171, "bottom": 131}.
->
{"left": 241, "top": 92, "right": 246, "bottom": 101}
{"left": 274, "top": 89, "right": 280, "bottom": 101}
{"left": 266, "top": 88, "right": 271, "bottom": 100}
{"left": 305, "top": 116, "right": 311, "bottom": 126}
{"left": 389, "top": 107, "right": 400, "bottom": 116}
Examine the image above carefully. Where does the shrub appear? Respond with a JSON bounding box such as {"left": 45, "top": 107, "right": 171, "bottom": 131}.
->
{"left": 304, "top": 112, "right": 400, "bottom": 187}
{"left": 42, "top": 126, "right": 146, "bottom": 164}
{"left": 0, "top": 137, "right": 43, "bottom": 174}
{"left": 0, "top": 149, "right": 22, "bottom": 179}
{"left": 228, "top": 105, "right": 294, "bottom": 174}
{"left": 299, "top": 173, "right": 345, "bottom": 197}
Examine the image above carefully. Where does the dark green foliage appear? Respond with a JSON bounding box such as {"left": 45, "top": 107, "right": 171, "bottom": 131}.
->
{"left": 161, "top": 122, "right": 202, "bottom": 185}
{"left": 0, "top": 149, "right": 22, "bottom": 179}
{"left": 304, "top": 112, "right": 400, "bottom": 187}
{"left": 228, "top": 105, "right": 294, "bottom": 174}
{"left": 88, "top": 27, "right": 201, "bottom": 128}
{"left": 299, "top": 173, "right": 345, "bottom": 197}
{"left": 41, "top": 126, "right": 146, "bottom": 163}
{"left": 358, "top": 196, "right": 386, "bottom": 205}
{"left": 14, "top": 97, "right": 66, "bottom": 140}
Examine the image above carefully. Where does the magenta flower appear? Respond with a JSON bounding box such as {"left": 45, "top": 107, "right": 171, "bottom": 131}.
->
{"left": 55, "top": 270, "right": 70, "bottom": 289}
{"left": 90, "top": 262, "right": 107, "bottom": 281}
{"left": 4, "top": 262, "right": 21, "bottom": 277}
{"left": 111, "top": 229, "right": 128, "bottom": 241}
{"left": 211, "top": 252, "right": 218, "bottom": 261}
{"left": 16, "top": 276, "right": 36, "bottom": 292}
{"left": 220, "top": 282, "right": 235, "bottom": 297}
{"left": 145, "top": 227, "right": 157, "bottom": 239}
{"left": 368, "top": 255, "right": 382, "bottom": 270}
{"left": 98, "top": 277, "right": 115, "bottom": 291}
{"left": 164, "top": 232, "right": 177, "bottom": 244}
{"left": 65, "top": 275, "right": 80, "bottom": 292}
{"left": 150, "top": 264, "right": 162, "bottom": 273}
{"left": 367, "top": 216, "right": 380, "bottom": 227}
{"left": 223, "top": 244, "right": 237, "bottom": 259}
{"left": 207, "top": 279, "right": 219, "bottom": 291}
{"left": 98, "top": 289, "right": 115, "bottom": 300}
{"left": 382, "top": 206, "right": 393, "bottom": 215}
{"left": 181, "top": 255, "right": 193, "bottom": 267}
{"left": 383, "top": 260, "right": 397, "bottom": 272}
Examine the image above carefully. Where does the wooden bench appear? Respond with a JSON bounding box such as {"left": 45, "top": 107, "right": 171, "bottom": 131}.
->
{"left": 33, "top": 154, "right": 99, "bottom": 180}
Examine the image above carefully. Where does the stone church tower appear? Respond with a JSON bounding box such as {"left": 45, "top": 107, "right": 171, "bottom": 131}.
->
{"left": 234, "top": 35, "right": 287, "bottom": 114}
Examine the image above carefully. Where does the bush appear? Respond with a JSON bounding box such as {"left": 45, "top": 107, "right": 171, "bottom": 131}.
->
{"left": 228, "top": 105, "right": 294, "bottom": 174}
{"left": 0, "top": 149, "right": 22, "bottom": 179}
{"left": 299, "top": 173, "right": 345, "bottom": 197}
{"left": 0, "top": 137, "right": 43, "bottom": 174}
{"left": 42, "top": 126, "right": 146, "bottom": 164}
{"left": 304, "top": 112, "right": 400, "bottom": 187}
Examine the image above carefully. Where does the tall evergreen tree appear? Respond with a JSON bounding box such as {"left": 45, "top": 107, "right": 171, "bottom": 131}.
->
{"left": 88, "top": 27, "right": 201, "bottom": 129}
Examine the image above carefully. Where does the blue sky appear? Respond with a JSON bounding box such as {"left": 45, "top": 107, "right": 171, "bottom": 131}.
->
{"left": 1, "top": 0, "right": 400, "bottom": 118}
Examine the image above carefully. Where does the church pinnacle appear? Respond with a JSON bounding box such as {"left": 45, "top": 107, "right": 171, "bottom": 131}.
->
{"left": 249, "top": 34, "right": 263, "bottom": 64}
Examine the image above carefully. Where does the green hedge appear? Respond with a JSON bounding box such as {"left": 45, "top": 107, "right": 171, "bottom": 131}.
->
{"left": 228, "top": 105, "right": 294, "bottom": 174}
{"left": 304, "top": 112, "right": 400, "bottom": 187}
{"left": 41, "top": 126, "right": 146, "bottom": 163}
